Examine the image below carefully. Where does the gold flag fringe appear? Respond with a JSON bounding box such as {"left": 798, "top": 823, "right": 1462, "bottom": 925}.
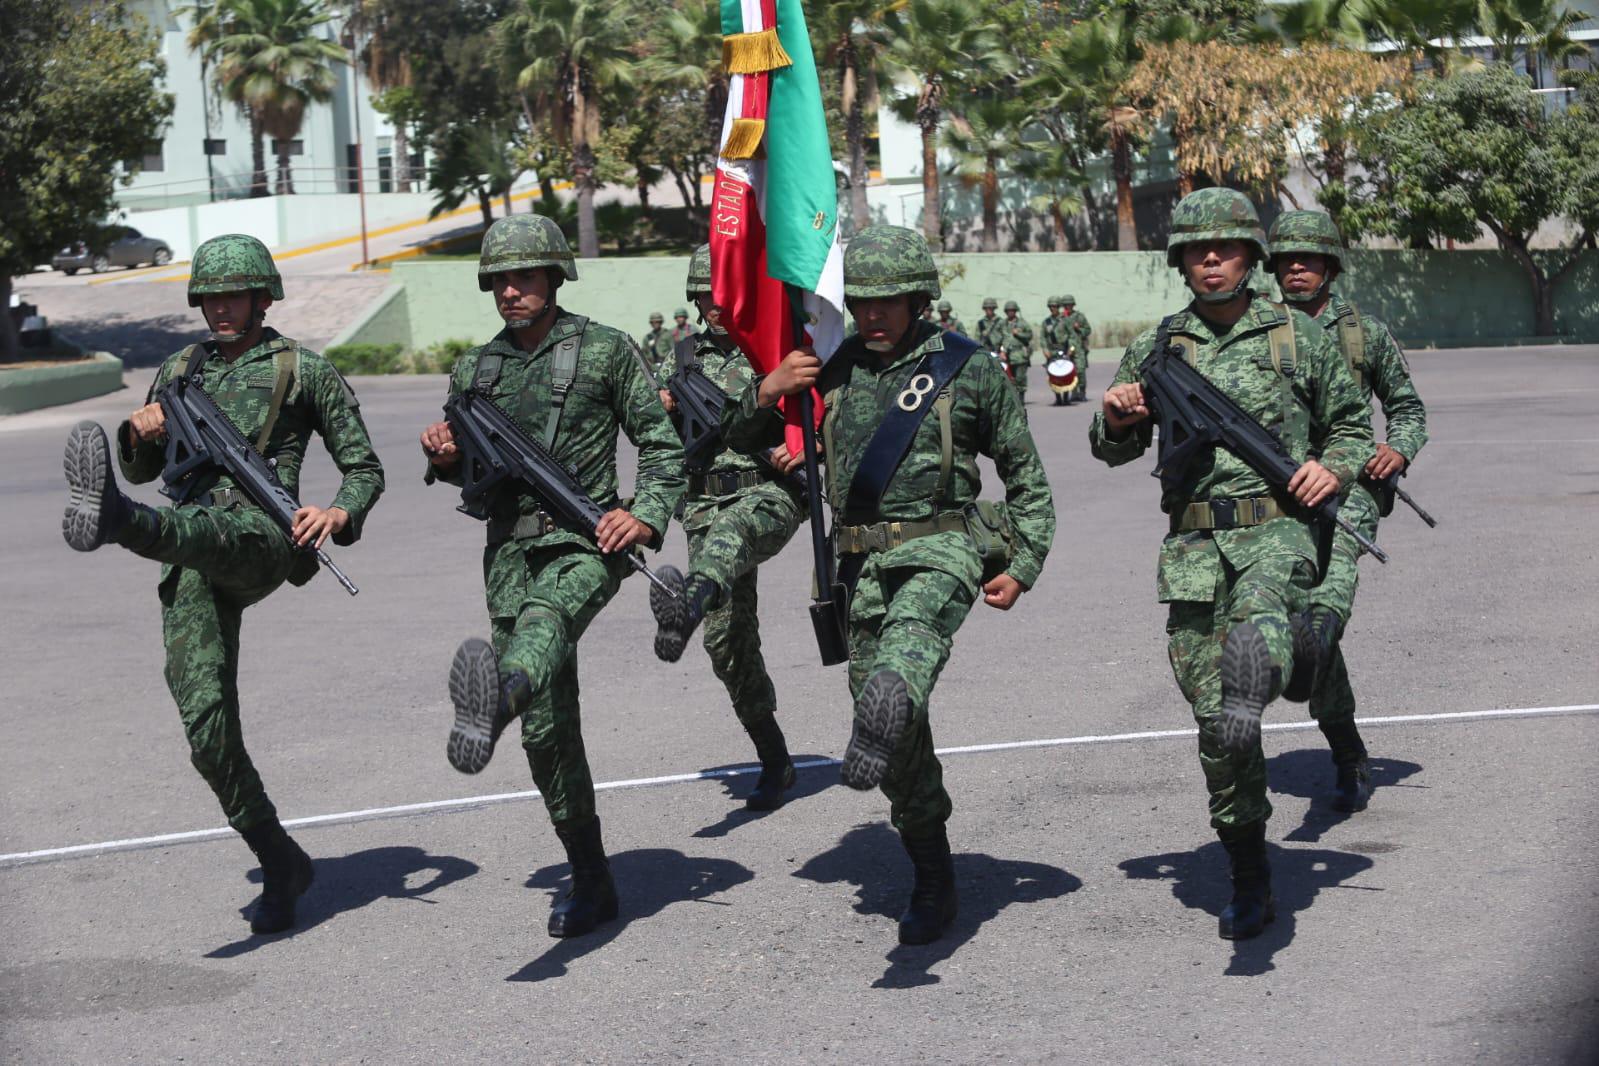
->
{"left": 722, "top": 28, "right": 793, "bottom": 74}
{"left": 721, "top": 117, "right": 766, "bottom": 160}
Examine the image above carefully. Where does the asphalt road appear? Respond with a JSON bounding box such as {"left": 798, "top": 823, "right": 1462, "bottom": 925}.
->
{"left": 2, "top": 346, "right": 1596, "bottom": 1064}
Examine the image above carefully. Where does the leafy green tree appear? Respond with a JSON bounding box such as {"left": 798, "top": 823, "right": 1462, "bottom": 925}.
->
{"left": 879, "top": 0, "right": 1013, "bottom": 250}
{"left": 348, "top": 0, "right": 419, "bottom": 191}
{"left": 1472, "top": 0, "right": 1587, "bottom": 71}
{"left": 186, "top": 0, "right": 347, "bottom": 196}
{"left": 641, "top": 0, "right": 727, "bottom": 154}
{"left": 428, "top": 118, "right": 523, "bottom": 228}
{"left": 944, "top": 96, "right": 1034, "bottom": 251}
{"left": 0, "top": 0, "right": 173, "bottom": 359}
{"left": 812, "top": 0, "right": 894, "bottom": 231}
{"left": 497, "top": 0, "right": 639, "bottom": 258}
{"left": 1331, "top": 63, "right": 1597, "bottom": 334}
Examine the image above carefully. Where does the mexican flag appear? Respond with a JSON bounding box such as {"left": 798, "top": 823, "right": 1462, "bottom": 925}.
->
{"left": 710, "top": 0, "right": 845, "bottom": 455}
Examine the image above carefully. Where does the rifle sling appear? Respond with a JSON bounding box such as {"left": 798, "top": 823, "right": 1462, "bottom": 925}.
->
{"left": 472, "top": 317, "right": 588, "bottom": 449}
{"left": 178, "top": 337, "right": 297, "bottom": 455}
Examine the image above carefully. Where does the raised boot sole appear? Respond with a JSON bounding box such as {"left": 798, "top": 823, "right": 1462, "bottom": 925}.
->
{"left": 1219, "top": 623, "right": 1272, "bottom": 754}
{"left": 447, "top": 638, "right": 502, "bottom": 774}
{"left": 62, "top": 421, "right": 118, "bottom": 552}
{"left": 650, "top": 565, "right": 690, "bottom": 663}
{"left": 843, "top": 670, "right": 909, "bottom": 791}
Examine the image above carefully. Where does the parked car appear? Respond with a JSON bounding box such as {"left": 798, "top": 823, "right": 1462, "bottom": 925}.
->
{"left": 52, "top": 226, "right": 173, "bottom": 275}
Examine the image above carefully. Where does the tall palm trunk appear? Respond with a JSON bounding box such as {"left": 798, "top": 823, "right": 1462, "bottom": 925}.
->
{"left": 572, "top": 71, "right": 600, "bottom": 259}
{"left": 394, "top": 123, "right": 412, "bottom": 193}
{"left": 276, "top": 145, "right": 294, "bottom": 194}
{"left": 249, "top": 110, "right": 268, "bottom": 197}
{"left": 840, "top": 39, "right": 870, "bottom": 230}
{"left": 980, "top": 153, "right": 998, "bottom": 252}
{"left": 920, "top": 120, "right": 941, "bottom": 249}
{"left": 1111, "top": 119, "right": 1136, "bottom": 251}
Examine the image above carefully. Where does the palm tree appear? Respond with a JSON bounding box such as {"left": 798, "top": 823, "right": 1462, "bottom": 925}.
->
{"left": 1473, "top": 0, "right": 1587, "bottom": 76}
{"left": 943, "top": 96, "right": 1033, "bottom": 252}
{"left": 879, "top": 0, "right": 1012, "bottom": 250}
{"left": 348, "top": 0, "right": 416, "bottom": 191}
{"left": 641, "top": 0, "right": 726, "bottom": 154}
{"left": 813, "top": 0, "right": 893, "bottom": 231}
{"left": 497, "top": 0, "right": 638, "bottom": 258}
{"left": 186, "top": 0, "right": 346, "bottom": 196}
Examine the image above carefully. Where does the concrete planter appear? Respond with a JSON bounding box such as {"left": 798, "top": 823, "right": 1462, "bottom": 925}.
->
{"left": 0, "top": 352, "right": 124, "bottom": 415}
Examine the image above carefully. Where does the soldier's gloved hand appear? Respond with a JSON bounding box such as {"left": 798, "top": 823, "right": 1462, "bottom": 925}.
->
{"left": 983, "top": 574, "right": 1024, "bottom": 610}
{"left": 1365, "top": 442, "right": 1406, "bottom": 480}
{"left": 1288, "top": 459, "right": 1339, "bottom": 509}
{"left": 128, "top": 402, "right": 167, "bottom": 444}
{"left": 421, "top": 420, "right": 459, "bottom": 469}
{"left": 758, "top": 347, "right": 821, "bottom": 407}
{"left": 291, "top": 505, "right": 349, "bottom": 549}
{"left": 596, "top": 508, "right": 652, "bottom": 554}
{"left": 659, "top": 389, "right": 678, "bottom": 414}
{"left": 1102, "top": 383, "right": 1149, "bottom": 431}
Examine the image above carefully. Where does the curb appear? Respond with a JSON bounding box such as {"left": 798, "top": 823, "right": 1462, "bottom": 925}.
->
{"left": 0, "top": 352, "right": 125, "bottom": 415}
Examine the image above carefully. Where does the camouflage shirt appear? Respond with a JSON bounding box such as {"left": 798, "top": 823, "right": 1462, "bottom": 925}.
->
{"left": 1089, "top": 294, "right": 1374, "bottom": 600}
{"left": 724, "top": 323, "right": 1056, "bottom": 588}
{"left": 118, "top": 328, "right": 385, "bottom": 545}
{"left": 1062, "top": 309, "right": 1092, "bottom": 350}
{"left": 1317, "top": 293, "right": 1428, "bottom": 463}
{"left": 680, "top": 334, "right": 767, "bottom": 482}
{"left": 973, "top": 314, "right": 1006, "bottom": 352}
{"left": 1040, "top": 314, "right": 1073, "bottom": 356}
{"left": 427, "top": 310, "right": 687, "bottom": 547}
{"left": 642, "top": 326, "right": 673, "bottom": 368}
{"left": 1000, "top": 317, "right": 1034, "bottom": 363}
{"left": 937, "top": 316, "right": 965, "bottom": 336}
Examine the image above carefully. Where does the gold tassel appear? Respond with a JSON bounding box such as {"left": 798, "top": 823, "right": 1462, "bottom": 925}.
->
{"left": 722, "top": 28, "right": 793, "bottom": 74}
{"left": 721, "top": 117, "right": 766, "bottom": 160}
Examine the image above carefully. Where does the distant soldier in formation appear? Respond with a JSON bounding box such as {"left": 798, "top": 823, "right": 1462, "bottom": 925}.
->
{"left": 973, "top": 296, "right": 1005, "bottom": 352}
{"left": 642, "top": 311, "right": 671, "bottom": 367}
{"left": 670, "top": 307, "right": 696, "bottom": 349}
{"left": 61, "top": 234, "right": 386, "bottom": 935}
{"left": 935, "top": 299, "right": 964, "bottom": 336}
{"left": 729, "top": 225, "right": 1055, "bottom": 946}
{"left": 1090, "top": 189, "right": 1373, "bottom": 941}
{"left": 1001, "top": 299, "right": 1034, "bottom": 402}
{"left": 649, "top": 245, "right": 807, "bottom": 811}
{"left": 421, "top": 215, "right": 686, "bottom": 940}
{"left": 1268, "top": 209, "right": 1428, "bottom": 812}
{"left": 1040, "top": 295, "right": 1069, "bottom": 355}
{"left": 1059, "top": 294, "right": 1092, "bottom": 358}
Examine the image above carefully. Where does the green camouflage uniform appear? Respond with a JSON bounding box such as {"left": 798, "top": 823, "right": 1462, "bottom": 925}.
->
{"left": 1000, "top": 307, "right": 1034, "bottom": 399}
{"left": 724, "top": 272, "right": 1055, "bottom": 834}
{"left": 1062, "top": 308, "right": 1092, "bottom": 359}
{"left": 116, "top": 328, "right": 384, "bottom": 831}
{"left": 429, "top": 311, "right": 685, "bottom": 826}
{"left": 973, "top": 310, "right": 1006, "bottom": 352}
{"left": 642, "top": 322, "right": 673, "bottom": 368}
{"left": 938, "top": 314, "right": 965, "bottom": 336}
{"left": 1040, "top": 308, "right": 1072, "bottom": 357}
{"left": 676, "top": 333, "right": 806, "bottom": 733}
{"left": 1089, "top": 293, "right": 1373, "bottom": 830}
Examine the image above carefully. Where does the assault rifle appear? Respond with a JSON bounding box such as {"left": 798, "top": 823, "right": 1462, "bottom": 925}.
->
{"left": 1136, "top": 323, "right": 1389, "bottom": 564}
{"left": 155, "top": 374, "right": 359, "bottom": 594}
{"left": 443, "top": 389, "right": 677, "bottom": 597}
{"left": 1364, "top": 471, "right": 1438, "bottom": 527}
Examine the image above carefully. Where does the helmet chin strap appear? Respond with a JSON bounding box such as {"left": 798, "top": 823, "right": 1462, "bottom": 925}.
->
{"left": 209, "top": 291, "right": 264, "bottom": 343}
{"left": 1280, "top": 268, "right": 1334, "bottom": 305}
{"left": 1185, "top": 271, "right": 1252, "bottom": 307}
{"left": 506, "top": 297, "right": 556, "bottom": 332}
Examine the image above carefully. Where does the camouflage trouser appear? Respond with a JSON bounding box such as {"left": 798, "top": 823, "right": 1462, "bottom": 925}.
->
{"left": 487, "top": 542, "right": 629, "bottom": 827}
{"left": 1010, "top": 358, "right": 1030, "bottom": 399}
{"left": 847, "top": 555, "right": 978, "bottom": 837}
{"left": 1307, "top": 484, "right": 1381, "bottom": 729}
{"left": 1166, "top": 551, "right": 1316, "bottom": 831}
{"left": 123, "top": 504, "right": 298, "bottom": 831}
{"left": 683, "top": 481, "right": 805, "bottom": 731}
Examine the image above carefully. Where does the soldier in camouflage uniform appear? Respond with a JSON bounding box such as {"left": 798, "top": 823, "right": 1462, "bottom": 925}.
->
{"left": 1060, "top": 295, "right": 1092, "bottom": 399}
{"left": 648, "top": 245, "right": 808, "bottom": 811}
{"left": 1089, "top": 189, "right": 1373, "bottom": 940}
{"left": 670, "top": 307, "right": 696, "bottom": 350}
{"left": 1000, "top": 300, "right": 1034, "bottom": 401}
{"left": 420, "top": 215, "right": 686, "bottom": 939}
{"left": 725, "top": 225, "right": 1055, "bottom": 946}
{"left": 973, "top": 296, "right": 1005, "bottom": 353}
{"left": 1040, "top": 295, "right": 1068, "bottom": 356}
{"left": 935, "top": 299, "right": 964, "bottom": 336}
{"left": 1268, "top": 210, "right": 1429, "bottom": 813}
{"left": 642, "top": 311, "right": 672, "bottom": 368}
{"left": 61, "top": 234, "right": 385, "bottom": 935}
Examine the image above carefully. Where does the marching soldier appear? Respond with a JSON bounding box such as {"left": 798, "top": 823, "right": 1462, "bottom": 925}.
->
{"left": 1001, "top": 300, "right": 1034, "bottom": 402}
{"left": 1268, "top": 210, "right": 1428, "bottom": 812}
{"left": 61, "top": 234, "right": 385, "bottom": 934}
{"left": 1060, "top": 294, "right": 1092, "bottom": 401}
{"left": 1040, "top": 295, "right": 1068, "bottom": 355}
{"left": 725, "top": 226, "right": 1055, "bottom": 946}
{"left": 420, "top": 215, "right": 686, "bottom": 939}
{"left": 648, "top": 245, "right": 808, "bottom": 810}
{"left": 642, "top": 311, "right": 672, "bottom": 367}
{"left": 670, "top": 307, "right": 696, "bottom": 350}
{"left": 1089, "top": 189, "right": 1373, "bottom": 940}
{"left": 935, "top": 300, "right": 964, "bottom": 336}
{"left": 973, "top": 296, "right": 1005, "bottom": 352}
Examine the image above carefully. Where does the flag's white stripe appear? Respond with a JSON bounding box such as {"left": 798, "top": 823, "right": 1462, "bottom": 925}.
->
{"left": 718, "top": 72, "right": 747, "bottom": 160}
{"left": 2, "top": 702, "right": 1594, "bottom": 868}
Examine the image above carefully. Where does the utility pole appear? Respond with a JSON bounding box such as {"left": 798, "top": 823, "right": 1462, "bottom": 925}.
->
{"left": 343, "top": 27, "right": 370, "bottom": 267}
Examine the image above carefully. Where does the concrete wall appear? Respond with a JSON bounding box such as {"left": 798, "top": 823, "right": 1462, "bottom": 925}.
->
{"left": 0, "top": 353, "right": 125, "bottom": 415}
{"left": 349, "top": 249, "right": 1599, "bottom": 354}
{"left": 128, "top": 192, "right": 439, "bottom": 261}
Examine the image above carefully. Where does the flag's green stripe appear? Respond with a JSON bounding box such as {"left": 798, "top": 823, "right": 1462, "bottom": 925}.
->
{"left": 720, "top": 0, "right": 743, "bottom": 36}
{"left": 766, "top": 0, "right": 837, "bottom": 290}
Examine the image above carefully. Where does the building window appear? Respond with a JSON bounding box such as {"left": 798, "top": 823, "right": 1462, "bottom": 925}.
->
{"left": 203, "top": 138, "right": 227, "bottom": 156}
{"left": 141, "top": 142, "right": 164, "bottom": 172}
{"left": 270, "top": 139, "right": 305, "bottom": 157}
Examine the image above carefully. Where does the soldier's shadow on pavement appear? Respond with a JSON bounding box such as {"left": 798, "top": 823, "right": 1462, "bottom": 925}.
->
{"left": 205, "top": 845, "right": 480, "bottom": 959}
{"left": 1267, "top": 748, "right": 1425, "bottom": 843}
{"left": 691, "top": 755, "right": 838, "bottom": 839}
{"left": 793, "top": 823, "right": 1082, "bottom": 990}
{"left": 1120, "top": 841, "right": 1375, "bottom": 977}
{"left": 505, "top": 848, "right": 753, "bottom": 983}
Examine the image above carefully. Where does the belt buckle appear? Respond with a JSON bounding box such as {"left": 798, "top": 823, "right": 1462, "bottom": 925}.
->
{"left": 1211, "top": 499, "right": 1236, "bottom": 528}
{"left": 1249, "top": 499, "right": 1266, "bottom": 524}
{"left": 864, "top": 524, "right": 888, "bottom": 552}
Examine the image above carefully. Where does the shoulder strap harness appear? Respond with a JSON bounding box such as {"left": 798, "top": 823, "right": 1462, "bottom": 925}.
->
{"left": 1335, "top": 300, "right": 1366, "bottom": 389}
{"left": 179, "top": 337, "right": 298, "bottom": 454}
{"left": 471, "top": 317, "right": 589, "bottom": 448}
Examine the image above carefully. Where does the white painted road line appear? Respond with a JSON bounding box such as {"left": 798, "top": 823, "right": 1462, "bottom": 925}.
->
{"left": 2, "top": 702, "right": 1595, "bottom": 868}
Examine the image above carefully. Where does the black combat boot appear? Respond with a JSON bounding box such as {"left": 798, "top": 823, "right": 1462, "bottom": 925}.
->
{"left": 1321, "top": 719, "right": 1371, "bottom": 813}
{"left": 548, "top": 817, "right": 619, "bottom": 938}
{"left": 447, "top": 638, "right": 530, "bottom": 774}
{"left": 650, "top": 566, "right": 721, "bottom": 663}
{"left": 897, "top": 826, "right": 958, "bottom": 946}
{"left": 1217, "top": 822, "right": 1275, "bottom": 940}
{"left": 842, "top": 669, "right": 910, "bottom": 791}
{"left": 1283, "top": 612, "right": 1319, "bottom": 703}
{"left": 1219, "top": 623, "right": 1276, "bottom": 754}
{"left": 743, "top": 717, "right": 796, "bottom": 812}
{"left": 240, "top": 818, "right": 315, "bottom": 935}
{"left": 62, "top": 421, "right": 158, "bottom": 552}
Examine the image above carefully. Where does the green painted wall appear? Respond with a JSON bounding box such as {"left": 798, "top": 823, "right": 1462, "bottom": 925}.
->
{"left": 366, "top": 250, "right": 1599, "bottom": 354}
{"left": 0, "top": 353, "right": 124, "bottom": 415}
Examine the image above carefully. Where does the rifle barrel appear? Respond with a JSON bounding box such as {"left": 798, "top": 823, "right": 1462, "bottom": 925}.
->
{"left": 1334, "top": 515, "right": 1389, "bottom": 564}
{"left": 317, "top": 550, "right": 360, "bottom": 595}
{"left": 1393, "top": 485, "right": 1438, "bottom": 527}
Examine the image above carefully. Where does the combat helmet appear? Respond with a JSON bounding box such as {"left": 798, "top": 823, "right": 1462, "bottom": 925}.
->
{"left": 1165, "top": 188, "right": 1269, "bottom": 268}
{"left": 937, "top": 300, "right": 952, "bottom": 313}
{"left": 674, "top": 307, "right": 689, "bottom": 318}
{"left": 1059, "top": 293, "right": 1076, "bottom": 306}
{"left": 982, "top": 297, "right": 998, "bottom": 310}
{"left": 649, "top": 311, "right": 664, "bottom": 324}
{"left": 188, "top": 234, "right": 283, "bottom": 307}
{"left": 686, "top": 243, "right": 712, "bottom": 298}
{"left": 477, "top": 215, "right": 578, "bottom": 292}
{"left": 1046, "top": 296, "right": 1061, "bottom": 309}
{"left": 1267, "top": 210, "right": 1345, "bottom": 272}
{"left": 1003, "top": 300, "right": 1019, "bottom": 312}
{"left": 842, "top": 225, "right": 941, "bottom": 300}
